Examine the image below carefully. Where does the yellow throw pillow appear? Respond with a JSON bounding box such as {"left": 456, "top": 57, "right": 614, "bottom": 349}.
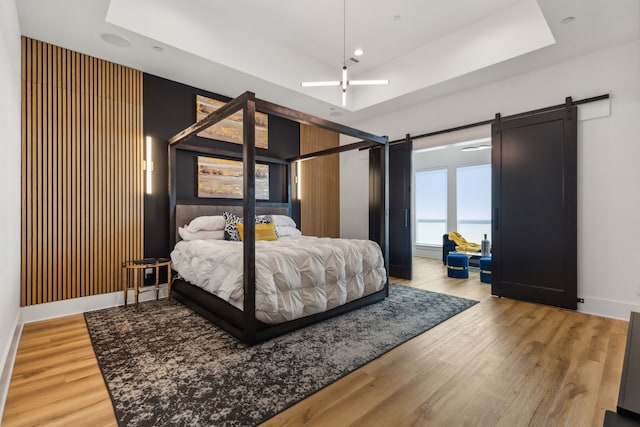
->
{"left": 237, "top": 222, "right": 278, "bottom": 241}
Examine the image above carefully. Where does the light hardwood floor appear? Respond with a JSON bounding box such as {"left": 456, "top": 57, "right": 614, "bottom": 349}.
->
{"left": 2, "top": 258, "right": 628, "bottom": 426}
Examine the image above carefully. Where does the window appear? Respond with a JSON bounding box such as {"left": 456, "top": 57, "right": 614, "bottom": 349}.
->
{"left": 413, "top": 138, "right": 491, "bottom": 253}
{"left": 415, "top": 169, "right": 447, "bottom": 245}
{"left": 456, "top": 164, "right": 491, "bottom": 244}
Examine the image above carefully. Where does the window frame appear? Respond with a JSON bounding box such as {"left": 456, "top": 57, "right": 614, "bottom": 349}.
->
{"left": 455, "top": 162, "right": 492, "bottom": 245}
{"left": 413, "top": 159, "right": 491, "bottom": 250}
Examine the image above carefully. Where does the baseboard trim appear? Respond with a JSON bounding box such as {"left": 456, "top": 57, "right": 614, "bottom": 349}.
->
{"left": 22, "top": 286, "right": 170, "bottom": 324}
{"left": 414, "top": 247, "right": 441, "bottom": 260}
{"left": 577, "top": 296, "right": 640, "bottom": 321}
{"left": 0, "top": 312, "right": 23, "bottom": 423}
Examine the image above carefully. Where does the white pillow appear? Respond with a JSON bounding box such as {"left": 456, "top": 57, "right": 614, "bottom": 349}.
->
{"left": 272, "top": 215, "right": 297, "bottom": 228}
{"left": 178, "top": 227, "right": 225, "bottom": 241}
{"left": 185, "top": 215, "right": 225, "bottom": 232}
{"left": 276, "top": 225, "right": 302, "bottom": 237}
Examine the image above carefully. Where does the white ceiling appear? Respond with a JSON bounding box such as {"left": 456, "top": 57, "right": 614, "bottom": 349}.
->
{"left": 16, "top": 0, "right": 640, "bottom": 124}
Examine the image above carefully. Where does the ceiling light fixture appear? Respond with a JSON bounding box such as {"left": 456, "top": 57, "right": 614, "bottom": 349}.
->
{"left": 329, "top": 107, "right": 344, "bottom": 117}
{"left": 353, "top": 48, "right": 364, "bottom": 56}
{"left": 100, "top": 33, "right": 130, "bottom": 48}
{"left": 561, "top": 16, "right": 575, "bottom": 24}
{"left": 301, "top": 0, "right": 389, "bottom": 107}
{"left": 462, "top": 144, "right": 491, "bottom": 152}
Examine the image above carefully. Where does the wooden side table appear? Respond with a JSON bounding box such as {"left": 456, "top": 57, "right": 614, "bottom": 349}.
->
{"left": 122, "top": 258, "right": 172, "bottom": 306}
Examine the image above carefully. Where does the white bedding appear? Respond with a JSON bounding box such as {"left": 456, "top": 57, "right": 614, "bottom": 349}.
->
{"left": 170, "top": 236, "right": 387, "bottom": 324}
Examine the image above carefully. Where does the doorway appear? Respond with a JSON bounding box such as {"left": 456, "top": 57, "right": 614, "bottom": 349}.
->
{"left": 412, "top": 132, "right": 492, "bottom": 264}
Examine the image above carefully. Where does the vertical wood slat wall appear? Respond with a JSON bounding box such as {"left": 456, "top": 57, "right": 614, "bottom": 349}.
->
{"left": 300, "top": 124, "right": 340, "bottom": 238}
{"left": 21, "top": 37, "right": 143, "bottom": 306}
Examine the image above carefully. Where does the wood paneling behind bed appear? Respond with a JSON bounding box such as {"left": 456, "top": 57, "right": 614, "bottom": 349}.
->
{"left": 21, "top": 37, "right": 144, "bottom": 306}
{"left": 300, "top": 124, "right": 340, "bottom": 238}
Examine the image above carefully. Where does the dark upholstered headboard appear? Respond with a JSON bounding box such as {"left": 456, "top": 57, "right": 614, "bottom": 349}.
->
{"left": 175, "top": 203, "right": 290, "bottom": 242}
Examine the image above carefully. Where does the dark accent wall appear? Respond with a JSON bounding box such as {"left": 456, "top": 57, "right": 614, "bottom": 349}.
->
{"left": 143, "top": 74, "right": 300, "bottom": 257}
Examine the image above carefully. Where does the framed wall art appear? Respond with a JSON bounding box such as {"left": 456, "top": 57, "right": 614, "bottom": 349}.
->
{"left": 197, "top": 156, "right": 269, "bottom": 200}
{"left": 196, "top": 95, "right": 269, "bottom": 149}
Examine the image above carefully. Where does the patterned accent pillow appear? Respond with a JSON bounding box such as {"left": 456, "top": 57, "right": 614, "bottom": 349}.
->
{"left": 257, "top": 214, "right": 272, "bottom": 225}
{"left": 223, "top": 212, "right": 242, "bottom": 241}
{"left": 223, "top": 212, "right": 273, "bottom": 241}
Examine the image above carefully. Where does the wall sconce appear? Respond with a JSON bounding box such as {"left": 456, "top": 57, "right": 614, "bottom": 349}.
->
{"left": 296, "top": 160, "right": 302, "bottom": 200}
{"left": 144, "top": 136, "right": 153, "bottom": 194}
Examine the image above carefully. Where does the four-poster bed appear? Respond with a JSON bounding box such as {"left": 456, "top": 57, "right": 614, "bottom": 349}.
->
{"left": 168, "top": 91, "right": 389, "bottom": 345}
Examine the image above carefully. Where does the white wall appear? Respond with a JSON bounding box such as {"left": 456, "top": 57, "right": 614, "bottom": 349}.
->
{"left": 0, "top": 0, "right": 23, "bottom": 418}
{"left": 342, "top": 40, "right": 640, "bottom": 319}
{"left": 339, "top": 148, "right": 370, "bottom": 239}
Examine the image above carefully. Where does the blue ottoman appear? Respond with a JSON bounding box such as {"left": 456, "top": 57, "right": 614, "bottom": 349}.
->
{"left": 447, "top": 253, "right": 469, "bottom": 279}
{"left": 479, "top": 257, "right": 492, "bottom": 284}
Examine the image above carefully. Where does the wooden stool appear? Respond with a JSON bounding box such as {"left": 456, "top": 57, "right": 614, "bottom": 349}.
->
{"left": 122, "top": 258, "right": 172, "bottom": 306}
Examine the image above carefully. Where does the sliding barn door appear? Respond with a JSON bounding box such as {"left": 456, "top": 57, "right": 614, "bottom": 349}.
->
{"left": 388, "top": 137, "right": 412, "bottom": 279}
{"left": 370, "top": 138, "right": 411, "bottom": 280}
{"left": 491, "top": 106, "right": 577, "bottom": 309}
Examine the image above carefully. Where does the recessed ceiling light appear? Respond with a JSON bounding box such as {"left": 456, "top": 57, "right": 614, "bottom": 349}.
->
{"left": 353, "top": 48, "right": 364, "bottom": 57}
{"left": 100, "top": 33, "right": 130, "bottom": 48}
{"left": 561, "top": 16, "right": 575, "bottom": 24}
{"left": 393, "top": 15, "right": 401, "bottom": 21}
{"left": 462, "top": 144, "right": 491, "bottom": 152}
{"left": 152, "top": 46, "right": 163, "bottom": 52}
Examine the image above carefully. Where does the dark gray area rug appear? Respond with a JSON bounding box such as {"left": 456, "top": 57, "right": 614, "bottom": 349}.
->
{"left": 85, "top": 284, "right": 477, "bottom": 426}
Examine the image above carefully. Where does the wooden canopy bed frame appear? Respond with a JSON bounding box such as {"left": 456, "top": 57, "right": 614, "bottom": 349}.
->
{"left": 168, "top": 91, "right": 389, "bottom": 345}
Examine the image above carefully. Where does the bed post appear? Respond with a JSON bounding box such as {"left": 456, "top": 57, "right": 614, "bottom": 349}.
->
{"left": 368, "top": 138, "right": 390, "bottom": 292}
{"left": 242, "top": 92, "right": 257, "bottom": 345}
{"left": 168, "top": 144, "right": 177, "bottom": 250}
{"left": 382, "top": 139, "right": 390, "bottom": 294}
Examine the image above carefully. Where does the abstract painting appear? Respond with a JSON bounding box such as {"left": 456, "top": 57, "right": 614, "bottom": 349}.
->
{"left": 197, "top": 156, "right": 269, "bottom": 200}
{"left": 196, "top": 95, "right": 269, "bottom": 149}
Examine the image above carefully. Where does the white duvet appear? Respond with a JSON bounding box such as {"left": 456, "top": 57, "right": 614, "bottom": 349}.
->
{"left": 170, "top": 236, "right": 387, "bottom": 324}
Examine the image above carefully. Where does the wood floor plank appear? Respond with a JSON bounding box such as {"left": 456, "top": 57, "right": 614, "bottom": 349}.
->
{"left": 282, "top": 356, "right": 427, "bottom": 427}
{"left": 262, "top": 370, "right": 376, "bottom": 427}
{"left": 351, "top": 358, "right": 475, "bottom": 427}
{"left": 1, "top": 257, "right": 627, "bottom": 427}
{"left": 2, "top": 314, "right": 115, "bottom": 427}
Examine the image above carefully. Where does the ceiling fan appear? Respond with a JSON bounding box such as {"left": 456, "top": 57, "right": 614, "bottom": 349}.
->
{"left": 301, "top": 0, "right": 389, "bottom": 107}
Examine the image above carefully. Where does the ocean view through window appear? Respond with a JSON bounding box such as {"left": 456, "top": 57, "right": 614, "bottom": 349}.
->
{"left": 456, "top": 164, "right": 491, "bottom": 244}
{"left": 415, "top": 168, "right": 447, "bottom": 245}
